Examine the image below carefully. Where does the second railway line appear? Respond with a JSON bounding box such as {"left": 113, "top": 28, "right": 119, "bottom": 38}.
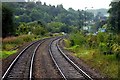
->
{"left": 1, "top": 38, "right": 47, "bottom": 79}
{"left": 49, "top": 37, "right": 93, "bottom": 80}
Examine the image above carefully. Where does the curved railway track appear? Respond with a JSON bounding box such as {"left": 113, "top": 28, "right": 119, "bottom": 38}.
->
{"left": 49, "top": 37, "right": 93, "bottom": 80}
{"left": 2, "top": 36, "right": 94, "bottom": 80}
{"left": 1, "top": 38, "right": 47, "bottom": 80}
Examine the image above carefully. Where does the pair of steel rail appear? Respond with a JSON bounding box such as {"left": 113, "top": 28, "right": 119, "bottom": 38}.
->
{"left": 1, "top": 37, "right": 93, "bottom": 80}
{"left": 49, "top": 37, "right": 93, "bottom": 80}
{"left": 1, "top": 39, "right": 46, "bottom": 80}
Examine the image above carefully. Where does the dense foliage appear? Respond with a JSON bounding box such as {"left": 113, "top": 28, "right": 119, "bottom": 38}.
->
{"left": 65, "top": 31, "right": 119, "bottom": 78}
{"left": 16, "top": 21, "right": 47, "bottom": 36}
{"left": 2, "top": 4, "right": 15, "bottom": 37}
{"left": 69, "top": 32, "right": 120, "bottom": 57}
{"left": 108, "top": 2, "right": 120, "bottom": 33}
{"left": 2, "top": 2, "right": 94, "bottom": 37}
{"left": 10, "top": 2, "right": 93, "bottom": 26}
{"left": 64, "top": 2, "right": 120, "bottom": 78}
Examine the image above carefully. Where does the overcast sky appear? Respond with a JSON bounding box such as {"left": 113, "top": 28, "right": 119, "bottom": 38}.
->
{"left": 38, "top": 0, "right": 112, "bottom": 10}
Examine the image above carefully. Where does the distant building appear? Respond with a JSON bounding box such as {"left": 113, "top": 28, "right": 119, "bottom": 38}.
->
{"left": 94, "top": 12, "right": 108, "bottom": 22}
{"left": 98, "top": 28, "right": 106, "bottom": 32}
{"left": 100, "top": 16, "right": 107, "bottom": 21}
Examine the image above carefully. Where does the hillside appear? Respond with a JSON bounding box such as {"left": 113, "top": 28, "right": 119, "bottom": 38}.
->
{"left": 87, "top": 8, "right": 109, "bottom": 16}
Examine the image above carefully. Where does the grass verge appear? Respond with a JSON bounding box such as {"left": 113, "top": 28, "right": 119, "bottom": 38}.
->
{"left": 64, "top": 39, "right": 119, "bottom": 78}
{"left": 1, "top": 35, "right": 40, "bottom": 59}
{"left": 0, "top": 50, "right": 17, "bottom": 59}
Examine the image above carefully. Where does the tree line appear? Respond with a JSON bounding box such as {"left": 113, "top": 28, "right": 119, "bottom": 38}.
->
{"left": 2, "top": 2, "right": 94, "bottom": 37}
{"left": 108, "top": 2, "right": 120, "bottom": 34}
{"left": 2, "top": 1, "right": 120, "bottom": 37}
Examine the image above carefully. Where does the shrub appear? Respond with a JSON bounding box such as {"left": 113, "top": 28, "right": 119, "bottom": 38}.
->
{"left": 14, "top": 37, "right": 23, "bottom": 44}
{"left": 96, "top": 32, "right": 117, "bottom": 55}
{"left": 99, "top": 42, "right": 109, "bottom": 53}
{"left": 70, "top": 39, "right": 74, "bottom": 46}
{"left": 69, "top": 32, "right": 86, "bottom": 47}
{"left": 111, "top": 43, "right": 120, "bottom": 59}
{"left": 18, "top": 35, "right": 34, "bottom": 42}
{"left": 97, "top": 32, "right": 105, "bottom": 43}
{"left": 32, "top": 25, "right": 47, "bottom": 36}
{"left": 68, "top": 45, "right": 80, "bottom": 53}
{"left": 86, "top": 34, "right": 97, "bottom": 48}
{"left": 63, "top": 39, "right": 71, "bottom": 48}
{"left": 3, "top": 44, "right": 15, "bottom": 50}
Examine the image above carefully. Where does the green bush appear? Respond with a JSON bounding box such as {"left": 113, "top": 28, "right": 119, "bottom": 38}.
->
{"left": 111, "top": 43, "right": 120, "bottom": 59}
{"left": 19, "top": 35, "right": 34, "bottom": 42}
{"left": 69, "top": 32, "right": 120, "bottom": 56}
{"left": 86, "top": 34, "right": 97, "bottom": 48}
{"left": 66, "top": 32, "right": 120, "bottom": 78}
{"left": 3, "top": 44, "right": 15, "bottom": 51}
{"left": 14, "top": 37, "right": 23, "bottom": 44}
{"left": 68, "top": 45, "right": 80, "bottom": 53}
{"left": 32, "top": 27, "right": 46, "bottom": 36}
{"left": 96, "top": 32, "right": 117, "bottom": 55}
{"left": 69, "top": 32, "right": 86, "bottom": 47}
{"left": 96, "top": 32, "right": 111, "bottom": 43}
{"left": 64, "top": 39, "right": 71, "bottom": 48}
{"left": 99, "top": 42, "right": 109, "bottom": 53}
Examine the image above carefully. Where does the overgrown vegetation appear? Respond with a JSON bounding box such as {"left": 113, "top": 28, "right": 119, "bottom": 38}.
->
{"left": 2, "top": 2, "right": 94, "bottom": 37}
{"left": 65, "top": 32, "right": 119, "bottom": 78}
{"left": 2, "top": 4, "right": 15, "bottom": 38}
{"left": 64, "top": 2, "right": 120, "bottom": 78}
{"left": 2, "top": 35, "right": 37, "bottom": 51}
{"left": 1, "top": 1, "right": 120, "bottom": 78}
{"left": 0, "top": 50, "right": 17, "bottom": 58}
{"left": 16, "top": 22, "right": 48, "bottom": 36}
{"left": 108, "top": 2, "right": 120, "bottom": 34}
{"left": 1, "top": 34, "right": 41, "bottom": 59}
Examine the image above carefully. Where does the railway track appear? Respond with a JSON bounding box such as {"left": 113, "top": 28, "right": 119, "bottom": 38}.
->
{"left": 1, "top": 38, "right": 47, "bottom": 80}
{"left": 2, "top": 37, "right": 94, "bottom": 79}
{"left": 49, "top": 38, "right": 93, "bottom": 80}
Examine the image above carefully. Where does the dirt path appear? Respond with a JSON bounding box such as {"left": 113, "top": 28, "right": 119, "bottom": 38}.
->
{"left": 33, "top": 38, "right": 61, "bottom": 79}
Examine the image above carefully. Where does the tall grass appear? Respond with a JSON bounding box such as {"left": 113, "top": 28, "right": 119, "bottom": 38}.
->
{"left": 2, "top": 35, "right": 36, "bottom": 51}
{"left": 64, "top": 32, "right": 120, "bottom": 78}
{"left": 1, "top": 35, "right": 37, "bottom": 59}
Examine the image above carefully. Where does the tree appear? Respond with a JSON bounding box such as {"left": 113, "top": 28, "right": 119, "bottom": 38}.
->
{"left": 108, "top": 2, "right": 120, "bottom": 33}
{"left": 36, "top": 1, "right": 42, "bottom": 6}
{"left": 32, "top": 26, "right": 47, "bottom": 35}
{"left": 25, "top": 2, "right": 36, "bottom": 9}
{"left": 60, "top": 26, "right": 72, "bottom": 33}
{"left": 78, "top": 10, "right": 84, "bottom": 30}
{"left": 30, "top": 9, "right": 42, "bottom": 21}
{"left": 16, "top": 23, "right": 29, "bottom": 35}
{"left": 47, "top": 22, "right": 66, "bottom": 33}
{"left": 3, "top": 2, "right": 95, "bottom": 35}
{"left": 2, "top": 4, "right": 15, "bottom": 37}
{"left": 19, "top": 14, "right": 31, "bottom": 22}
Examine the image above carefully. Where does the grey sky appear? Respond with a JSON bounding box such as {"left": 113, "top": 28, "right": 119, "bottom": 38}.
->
{"left": 1, "top": 0, "right": 118, "bottom": 10}
{"left": 39, "top": 0, "right": 112, "bottom": 10}
{"left": 112, "top": 0, "right": 120, "bottom": 2}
